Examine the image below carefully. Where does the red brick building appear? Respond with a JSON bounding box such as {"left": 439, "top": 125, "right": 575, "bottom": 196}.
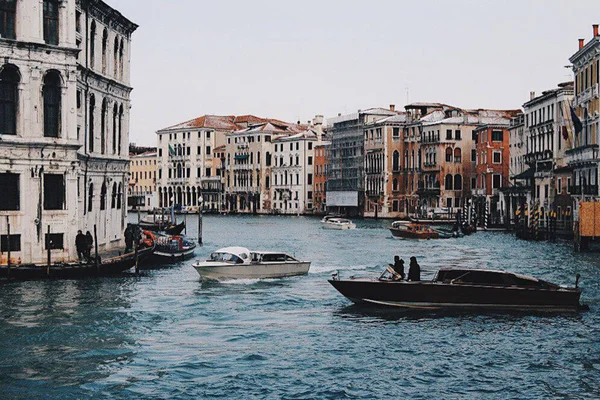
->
{"left": 313, "top": 141, "right": 330, "bottom": 214}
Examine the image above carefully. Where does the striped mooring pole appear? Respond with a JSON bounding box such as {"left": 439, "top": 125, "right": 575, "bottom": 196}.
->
{"left": 484, "top": 202, "right": 489, "bottom": 230}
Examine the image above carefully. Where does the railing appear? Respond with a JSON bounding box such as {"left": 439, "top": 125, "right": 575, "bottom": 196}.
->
{"left": 569, "top": 185, "right": 598, "bottom": 195}
{"left": 525, "top": 150, "right": 553, "bottom": 165}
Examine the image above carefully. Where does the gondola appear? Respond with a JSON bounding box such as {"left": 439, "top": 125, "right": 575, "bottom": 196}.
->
{"left": 138, "top": 220, "right": 185, "bottom": 235}
{"left": 144, "top": 230, "right": 197, "bottom": 263}
{"left": 0, "top": 244, "right": 155, "bottom": 281}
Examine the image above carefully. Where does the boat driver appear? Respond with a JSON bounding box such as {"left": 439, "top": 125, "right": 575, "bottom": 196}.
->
{"left": 392, "top": 256, "right": 406, "bottom": 280}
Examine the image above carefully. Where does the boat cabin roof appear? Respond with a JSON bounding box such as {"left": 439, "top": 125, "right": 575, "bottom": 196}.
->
{"left": 434, "top": 268, "right": 558, "bottom": 288}
{"left": 211, "top": 247, "right": 299, "bottom": 263}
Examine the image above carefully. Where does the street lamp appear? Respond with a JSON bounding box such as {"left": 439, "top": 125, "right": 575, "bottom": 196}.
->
{"left": 198, "top": 195, "right": 204, "bottom": 244}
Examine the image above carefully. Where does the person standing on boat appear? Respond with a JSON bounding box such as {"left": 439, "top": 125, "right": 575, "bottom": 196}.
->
{"left": 85, "top": 231, "right": 93, "bottom": 262}
{"left": 392, "top": 256, "right": 405, "bottom": 280}
{"left": 408, "top": 256, "right": 421, "bottom": 281}
{"left": 124, "top": 225, "right": 134, "bottom": 253}
{"left": 76, "top": 230, "right": 87, "bottom": 263}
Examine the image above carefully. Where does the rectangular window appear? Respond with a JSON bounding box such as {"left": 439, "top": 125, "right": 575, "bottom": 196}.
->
{"left": 206, "top": 146, "right": 211, "bottom": 155}
{"left": 307, "top": 173, "right": 313, "bottom": 185}
{"left": 308, "top": 191, "right": 313, "bottom": 200}
{"left": 43, "top": 0, "right": 59, "bottom": 45}
{"left": 492, "top": 130, "right": 503, "bottom": 142}
{"left": 0, "top": 0, "right": 16, "bottom": 39}
{"left": 493, "top": 174, "right": 501, "bottom": 189}
{"left": 206, "top": 131, "right": 211, "bottom": 139}
{"left": 472, "top": 131, "right": 477, "bottom": 141}
{"left": 446, "top": 129, "right": 452, "bottom": 140}
{"left": 308, "top": 156, "right": 313, "bottom": 166}
{"left": 493, "top": 151, "right": 501, "bottom": 164}
{"left": 158, "top": 169, "right": 162, "bottom": 179}
{"left": 0, "top": 234, "right": 20, "bottom": 252}
{"left": 471, "top": 177, "right": 476, "bottom": 189}
{"left": 158, "top": 149, "right": 162, "bottom": 157}
{"left": 206, "top": 167, "right": 211, "bottom": 177}
{"left": 471, "top": 149, "right": 477, "bottom": 162}
{"left": 558, "top": 178, "right": 562, "bottom": 194}
{"left": 44, "top": 174, "right": 65, "bottom": 210}
{"left": 567, "top": 177, "right": 572, "bottom": 193}
{"left": 392, "top": 200, "right": 399, "bottom": 212}
{"left": 393, "top": 128, "right": 400, "bottom": 138}
{"left": 186, "top": 147, "right": 190, "bottom": 156}
{"left": 454, "top": 129, "right": 461, "bottom": 140}
{"left": 0, "top": 172, "right": 19, "bottom": 210}
{"left": 45, "top": 233, "right": 64, "bottom": 250}
{"left": 308, "top": 142, "right": 312, "bottom": 150}
{"left": 446, "top": 197, "right": 453, "bottom": 208}
{"left": 186, "top": 168, "right": 190, "bottom": 178}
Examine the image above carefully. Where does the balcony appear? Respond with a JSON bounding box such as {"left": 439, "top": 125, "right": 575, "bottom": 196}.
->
{"left": 524, "top": 150, "right": 553, "bottom": 165}
{"left": 569, "top": 185, "right": 598, "bottom": 195}
{"left": 566, "top": 144, "right": 599, "bottom": 167}
{"left": 574, "top": 83, "right": 599, "bottom": 106}
{"left": 417, "top": 182, "right": 441, "bottom": 196}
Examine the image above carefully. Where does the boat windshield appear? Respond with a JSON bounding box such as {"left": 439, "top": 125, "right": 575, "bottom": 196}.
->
{"left": 209, "top": 252, "right": 245, "bottom": 264}
{"left": 261, "top": 253, "right": 297, "bottom": 262}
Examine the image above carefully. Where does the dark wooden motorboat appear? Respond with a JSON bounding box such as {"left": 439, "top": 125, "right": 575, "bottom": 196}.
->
{"left": 390, "top": 222, "right": 451, "bottom": 239}
{"left": 144, "top": 230, "right": 197, "bottom": 263}
{"left": 0, "top": 244, "right": 155, "bottom": 281}
{"left": 329, "top": 267, "right": 585, "bottom": 312}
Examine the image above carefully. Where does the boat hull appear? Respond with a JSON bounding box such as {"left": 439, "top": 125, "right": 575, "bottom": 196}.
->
{"left": 390, "top": 228, "right": 439, "bottom": 239}
{"left": 322, "top": 222, "right": 356, "bottom": 230}
{"left": 0, "top": 245, "right": 155, "bottom": 281}
{"left": 328, "top": 279, "right": 582, "bottom": 312}
{"left": 194, "top": 261, "right": 311, "bottom": 281}
{"left": 150, "top": 247, "right": 196, "bottom": 263}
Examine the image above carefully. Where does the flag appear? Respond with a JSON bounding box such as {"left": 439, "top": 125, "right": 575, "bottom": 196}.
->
{"left": 168, "top": 144, "right": 175, "bottom": 156}
{"left": 561, "top": 126, "right": 568, "bottom": 140}
{"left": 570, "top": 106, "right": 583, "bottom": 136}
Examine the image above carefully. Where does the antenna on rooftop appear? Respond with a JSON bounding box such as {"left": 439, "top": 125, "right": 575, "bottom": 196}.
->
{"left": 405, "top": 86, "right": 410, "bottom": 105}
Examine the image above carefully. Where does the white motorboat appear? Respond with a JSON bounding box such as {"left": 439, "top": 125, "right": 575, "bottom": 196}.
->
{"left": 321, "top": 215, "right": 356, "bottom": 230}
{"left": 192, "top": 247, "right": 311, "bottom": 281}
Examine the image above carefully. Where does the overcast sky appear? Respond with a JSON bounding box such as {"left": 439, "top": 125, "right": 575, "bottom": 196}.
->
{"left": 107, "top": 0, "right": 600, "bottom": 146}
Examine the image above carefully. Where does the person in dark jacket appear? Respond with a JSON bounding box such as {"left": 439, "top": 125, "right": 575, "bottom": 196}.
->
{"left": 85, "top": 231, "right": 93, "bottom": 262}
{"left": 75, "top": 230, "right": 86, "bottom": 262}
{"left": 124, "top": 225, "right": 134, "bottom": 253}
{"left": 408, "top": 256, "right": 421, "bottom": 281}
{"left": 392, "top": 255, "right": 405, "bottom": 280}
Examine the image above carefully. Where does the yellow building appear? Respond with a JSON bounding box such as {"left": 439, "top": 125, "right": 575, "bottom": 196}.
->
{"left": 129, "top": 151, "right": 158, "bottom": 210}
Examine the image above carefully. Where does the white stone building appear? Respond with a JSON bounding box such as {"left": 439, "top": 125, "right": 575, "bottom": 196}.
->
{"left": 0, "top": 0, "right": 136, "bottom": 265}
{"left": 271, "top": 129, "right": 318, "bottom": 214}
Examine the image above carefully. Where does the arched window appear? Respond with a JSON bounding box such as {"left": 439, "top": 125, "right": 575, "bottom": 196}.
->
{"left": 43, "top": 70, "right": 61, "bottom": 138}
{"left": 454, "top": 147, "right": 462, "bottom": 163}
{"left": 0, "top": 1, "right": 16, "bottom": 39}
{"left": 117, "top": 183, "right": 122, "bottom": 209}
{"left": 90, "top": 21, "right": 96, "bottom": 67}
{"left": 43, "top": 0, "right": 59, "bottom": 45}
{"left": 0, "top": 64, "right": 19, "bottom": 135}
{"left": 445, "top": 147, "right": 453, "bottom": 162}
{"left": 445, "top": 174, "right": 453, "bottom": 190}
{"left": 393, "top": 178, "right": 398, "bottom": 191}
{"left": 454, "top": 174, "right": 462, "bottom": 190}
{"left": 158, "top": 187, "right": 163, "bottom": 208}
{"left": 113, "top": 37, "right": 119, "bottom": 78}
{"left": 88, "top": 183, "right": 93, "bottom": 212}
{"left": 100, "top": 98, "right": 107, "bottom": 153}
{"left": 100, "top": 181, "right": 107, "bottom": 210}
{"left": 119, "top": 38, "right": 124, "bottom": 80}
{"left": 177, "top": 163, "right": 182, "bottom": 178}
{"left": 112, "top": 103, "right": 118, "bottom": 154}
{"left": 89, "top": 94, "right": 95, "bottom": 152}
{"left": 392, "top": 150, "right": 399, "bottom": 171}
{"left": 118, "top": 104, "right": 123, "bottom": 155}
{"left": 102, "top": 28, "right": 108, "bottom": 74}
{"left": 111, "top": 182, "right": 117, "bottom": 208}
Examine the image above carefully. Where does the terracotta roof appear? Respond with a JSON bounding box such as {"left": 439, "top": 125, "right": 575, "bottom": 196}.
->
{"left": 159, "top": 114, "right": 305, "bottom": 133}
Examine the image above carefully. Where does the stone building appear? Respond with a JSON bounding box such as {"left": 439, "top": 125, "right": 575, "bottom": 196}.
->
{"left": 313, "top": 141, "right": 330, "bottom": 214}
{"left": 271, "top": 129, "right": 318, "bottom": 214}
{"left": 0, "top": 0, "right": 136, "bottom": 264}
{"left": 568, "top": 26, "right": 600, "bottom": 205}
{"left": 128, "top": 150, "right": 157, "bottom": 211}
{"left": 326, "top": 107, "right": 396, "bottom": 216}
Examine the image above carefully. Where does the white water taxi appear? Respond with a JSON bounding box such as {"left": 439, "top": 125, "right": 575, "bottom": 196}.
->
{"left": 321, "top": 215, "right": 356, "bottom": 230}
{"left": 192, "top": 247, "right": 311, "bottom": 281}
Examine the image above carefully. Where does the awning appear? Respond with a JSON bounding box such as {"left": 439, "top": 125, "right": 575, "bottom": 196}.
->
{"left": 512, "top": 168, "right": 534, "bottom": 180}
{"left": 234, "top": 154, "right": 248, "bottom": 160}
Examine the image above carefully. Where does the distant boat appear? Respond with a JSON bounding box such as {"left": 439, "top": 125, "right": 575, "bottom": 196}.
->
{"left": 321, "top": 215, "right": 356, "bottom": 230}
{"left": 329, "top": 267, "right": 586, "bottom": 312}
{"left": 390, "top": 221, "right": 453, "bottom": 239}
{"left": 192, "top": 247, "right": 310, "bottom": 281}
{"left": 0, "top": 244, "right": 155, "bottom": 281}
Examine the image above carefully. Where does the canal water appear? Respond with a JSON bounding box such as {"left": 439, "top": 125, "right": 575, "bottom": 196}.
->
{"left": 1, "top": 215, "right": 599, "bottom": 399}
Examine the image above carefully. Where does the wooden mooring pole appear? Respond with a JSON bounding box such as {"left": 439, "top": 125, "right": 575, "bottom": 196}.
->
{"left": 46, "top": 225, "right": 51, "bottom": 276}
{"left": 6, "top": 216, "right": 11, "bottom": 279}
{"left": 94, "top": 224, "right": 99, "bottom": 273}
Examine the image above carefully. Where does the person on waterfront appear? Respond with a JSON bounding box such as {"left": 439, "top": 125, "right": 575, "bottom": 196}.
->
{"left": 85, "top": 231, "right": 93, "bottom": 262}
{"left": 408, "top": 256, "right": 421, "bottom": 281}
{"left": 75, "top": 230, "right": 86, "bottom": 263}
{"left": 124, "top": 225, "right": 134, "bottom": 253}
{"left": 392, "top": 256, "right": 405, "bottom": 280}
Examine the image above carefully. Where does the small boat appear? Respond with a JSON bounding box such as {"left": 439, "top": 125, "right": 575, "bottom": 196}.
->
{"left": 146, "top": 230, "right": 197, "bottom": 262}
{"left": 390, "top": 222, "right": 450, "bottom": 239}
{"left": 321, "top": 215, "right": 356, "bottom": 230}
{"left": 192, "top": 247, "right": 311, "bottom": 281}
{"left": 138, "top": 219, "right": 185, "bottom": 235}
{"left": 0, "top": 244, "right": 155, "bottom": 281}
{"left": 329, "top": 267, "right": 586, "bottom": 312}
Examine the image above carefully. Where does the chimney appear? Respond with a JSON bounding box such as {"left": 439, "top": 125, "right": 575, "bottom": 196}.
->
{"left": 389, "top": 104, "right": 395, "bottom": 112}
{"left": 579, "top": 38, "right": 585, "bottom": 50}
{"left": 530, "top": 91, "right": 536, "bottom": 100}
{"left": 312, "top": 114, "right": 324, "bottom": 141}
{"left": 594, "top": 24, "right": 599, "bottom": 37}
